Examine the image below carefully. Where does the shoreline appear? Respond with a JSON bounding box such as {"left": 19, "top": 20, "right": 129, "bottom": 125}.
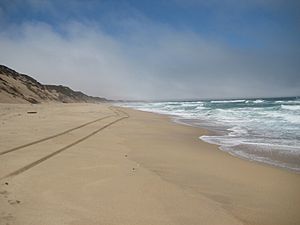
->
{"left": 122, "top": 106, "right": 300, "bottom": 173}
{"left": 0, "top": 103, "right": 299, "bottom": 225}
{"left": 176, "top": 115, "right": 300, "bottom": 174}
{"left": 119, "top": 105, "right": 300, "bottom": 173}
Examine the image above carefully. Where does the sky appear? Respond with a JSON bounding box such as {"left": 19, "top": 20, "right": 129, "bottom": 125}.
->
{"left": 0, "top": 0, "right": 299, "bottom": 100}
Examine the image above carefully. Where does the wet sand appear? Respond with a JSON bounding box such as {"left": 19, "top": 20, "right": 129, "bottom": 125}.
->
{"left": 0, "top": 103, "right": 299, "bottom": 225}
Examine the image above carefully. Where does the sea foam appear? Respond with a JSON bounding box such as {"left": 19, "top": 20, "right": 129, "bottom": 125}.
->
{"left": 119, "top": 97, "right": 300, "bottom": 172}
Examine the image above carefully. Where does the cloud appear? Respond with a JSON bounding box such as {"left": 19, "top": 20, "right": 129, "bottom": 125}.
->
{"left": 0, "top": 2, "right": 299, "bottom": 100}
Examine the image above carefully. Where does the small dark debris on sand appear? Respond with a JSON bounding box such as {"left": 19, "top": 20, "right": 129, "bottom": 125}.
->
{"left": 27, "top": 111, "right": 37, "bottom": 114}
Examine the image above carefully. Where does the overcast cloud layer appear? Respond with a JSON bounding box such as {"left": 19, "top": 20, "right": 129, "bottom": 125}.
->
{"left": 0, "top": 0, "right": 299, "bottom": 100}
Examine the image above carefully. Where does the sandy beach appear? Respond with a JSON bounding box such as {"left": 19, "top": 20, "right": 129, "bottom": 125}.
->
{"left": 0, "top": 103, "right": 299, "bottom": 225}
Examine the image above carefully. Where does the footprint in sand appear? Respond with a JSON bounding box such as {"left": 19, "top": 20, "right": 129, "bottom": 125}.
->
{"left": 0, "top": 190, "right": 9, "bottom": 199}
{"left": 0, "top": 212, "right": 14, "bottom": 225}
{"left": 8, "top": 200, "right": 21, "bottom": 205}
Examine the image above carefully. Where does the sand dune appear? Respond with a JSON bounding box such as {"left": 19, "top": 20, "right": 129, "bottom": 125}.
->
{"left": 0, "top": 65, "right": 107, "bottom": 104}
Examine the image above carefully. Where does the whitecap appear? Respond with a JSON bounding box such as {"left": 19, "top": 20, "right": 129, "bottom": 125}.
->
{"left": 210, "top": 99, "right": 245, "bottom": 103}
{"left": 281, "top": 105, "right": 300, "bottom": 110}
{"left": 253, "top": 99, "right": 264, "bottom": 103}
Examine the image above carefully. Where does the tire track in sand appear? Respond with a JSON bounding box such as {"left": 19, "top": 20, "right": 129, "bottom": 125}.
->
{"left": 0, "top": 106, "right": 121, "bottom": 156}
{"left": 0, "top": 107, "right": 129, "bottom": 180}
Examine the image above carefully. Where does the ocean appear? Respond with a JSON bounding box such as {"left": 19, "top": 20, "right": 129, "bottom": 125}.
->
{"left": 119, "top": 97, "right": 300, "bottom": 172}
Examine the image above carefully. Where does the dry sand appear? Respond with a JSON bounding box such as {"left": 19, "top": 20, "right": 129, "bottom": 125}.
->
{"left": 0, "top": 103, "right": 299, "bottom": 225}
